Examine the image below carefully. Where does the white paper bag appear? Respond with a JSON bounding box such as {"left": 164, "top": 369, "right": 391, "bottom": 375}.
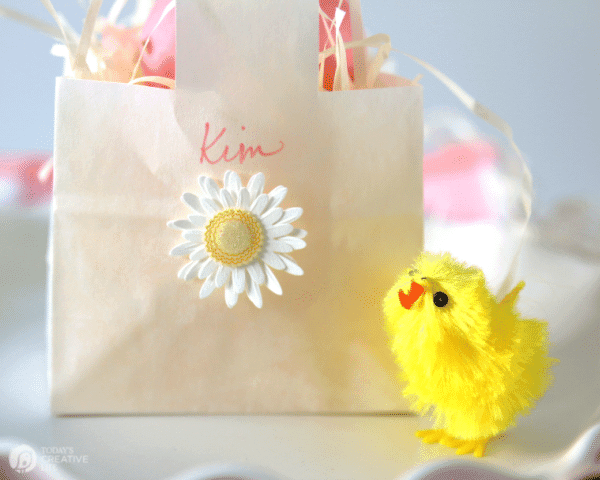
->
{"left": 50, "top": 0, "right": 423, "bottom": 414}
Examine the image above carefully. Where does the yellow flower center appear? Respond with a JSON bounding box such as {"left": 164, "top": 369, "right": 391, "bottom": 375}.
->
{"left": 204, "top": 209, "right": 264, "bottom": 267}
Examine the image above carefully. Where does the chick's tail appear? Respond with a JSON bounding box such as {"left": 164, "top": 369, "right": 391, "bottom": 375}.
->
{"left": 499, "top": 281, "right": 558, "bottom": 403}
{"left": 513, "top": 318, "right": 558, "bottom": 412}
{"left": 500, "top": 280, "right": 526, "bottom": 309}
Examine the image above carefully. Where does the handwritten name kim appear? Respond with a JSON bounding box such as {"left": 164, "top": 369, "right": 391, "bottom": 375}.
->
{"left": 200, "top": 122, "right": 285, "bottom": 164}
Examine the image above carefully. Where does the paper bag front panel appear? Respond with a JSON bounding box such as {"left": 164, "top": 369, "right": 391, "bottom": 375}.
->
{"left": 50, "top": 0, "right": 422, "bottom": 414}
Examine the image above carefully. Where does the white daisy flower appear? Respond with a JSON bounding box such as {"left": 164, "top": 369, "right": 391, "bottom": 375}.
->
{"left": 168, "top": 171, "right": 307, "bottom": 308}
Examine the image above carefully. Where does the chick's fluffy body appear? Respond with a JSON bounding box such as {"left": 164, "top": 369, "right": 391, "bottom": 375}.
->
{"left": 383, "top": 252, "right": 555, "bottom": 440}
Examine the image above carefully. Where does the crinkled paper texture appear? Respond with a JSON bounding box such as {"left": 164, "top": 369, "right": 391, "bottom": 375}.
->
{"left": 50, "top": 0, "right": 423, "bottom": 414}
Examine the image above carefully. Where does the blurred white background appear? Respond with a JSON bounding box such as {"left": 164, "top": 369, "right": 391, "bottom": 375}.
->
{"left": 0, "top": 0, "right": 599, "bottom": 216}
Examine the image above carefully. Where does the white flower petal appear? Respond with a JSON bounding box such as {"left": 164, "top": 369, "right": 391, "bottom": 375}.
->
{"left": 197, "top": 175, "right": 208, "bottom": 187}
{"left": 223, "top": 170, "right": 232, "bottom": 188}
{"left": 201, "top": 197, "right": 220, "bottom": 215}
{"left": 226, "top": 171, "right": 242, "bottom": 194}
{"left": 220, "top": 188, "right": 234, "bottom": 209}
{"left": 198, "top": 258, "right": 217, "bottom": 279}
{"left": 223, "top": 172, "right": 237, "bottom": 204}
{"left": 181, "top": 192, "right": 204, "bottom": 214}
{"left": 236, "top": 187, "right": 250, "bottom": 210}
{"left": 215, "top": 265, "right": 232, "bottom": 288}
{"left": 266, "top": 185, "right": 287, "bottom": 210}
{"left": 232, "top": 267, "right": 247, "bottom": 294}
{"left": 188, "top": 215, "right": 206, "bottom": 228}
{"left": 267, "top": 239, "right": 294, "bottom": 253}
{"left": 279, "top": 236, "right": 306, "bottom": 250}
{"left": 246, "top": 274, "right": 263, "bottom": 309}
{"left": 225, "top": 276, "right": 239, "bottom": 308}
{"left": 278, "top": 207, "right": 303, "bottom": 224}
{"left": 178, "top": 261, "right": 198, "bottom": 280}
{"left": 199, "top": 273, "right": 217, "bottom": 299}
{"left": 170, "top": 242, "right": 197, "bottom": 256}
{"left": 201, "top": 176, "right": 221, "bottom": 202}
{"left": 183, "top": 230, "right": 203, "bottom": 242}
{"left": 261, "top": 207, "right": 283, "bottom": 226}
{"left": 190, "top": 246, "right": 208, "bottom": 261}
{"left": 247, "top": 172, "right": 265, "bottom": 203}
{"left": 261, "top": 250, "right": 286, "bottom": 270}
{"left": 168, "top": 219, "right": 194, "bottom": 230}
{"left": 268, "top": 223, "right": 293, "bottom": 239}
{"left": 263, "top": 264, "right": 283, "bottom": 295}
{"left": 250, "top": 193, "right": 269, "bottom": 216}
{"left": 177, "top": 263, "right": 190, "bottom": 279}
{"left": 184, "top": 261, "right": 203, "bottom": 281}
{"left": 281, "top": 255, "right": 304, "bottom": 276}
{"left": 246, "top": 261, "right": 265, "bottom": 285}
{"left": 290, "top": 228, "right": 308, "bottom": 239}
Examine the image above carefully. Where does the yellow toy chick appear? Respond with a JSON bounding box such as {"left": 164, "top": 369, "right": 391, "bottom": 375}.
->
{"left": 383, "top": 252, "right": 556, "bottom": 457}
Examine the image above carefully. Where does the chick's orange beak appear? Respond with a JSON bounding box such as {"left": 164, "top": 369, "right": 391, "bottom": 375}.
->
{"left": 398, "top": 281, "right": 425, "bottom": 309}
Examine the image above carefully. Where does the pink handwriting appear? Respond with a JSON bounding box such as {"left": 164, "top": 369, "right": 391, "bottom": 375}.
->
{"left": 200, "top": 123, "right": 285, "bottom": 164}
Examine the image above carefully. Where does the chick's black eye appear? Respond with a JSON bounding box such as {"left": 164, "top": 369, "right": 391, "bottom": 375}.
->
{"left": 433, "top": 291, "right": 449, "bottom": 307}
